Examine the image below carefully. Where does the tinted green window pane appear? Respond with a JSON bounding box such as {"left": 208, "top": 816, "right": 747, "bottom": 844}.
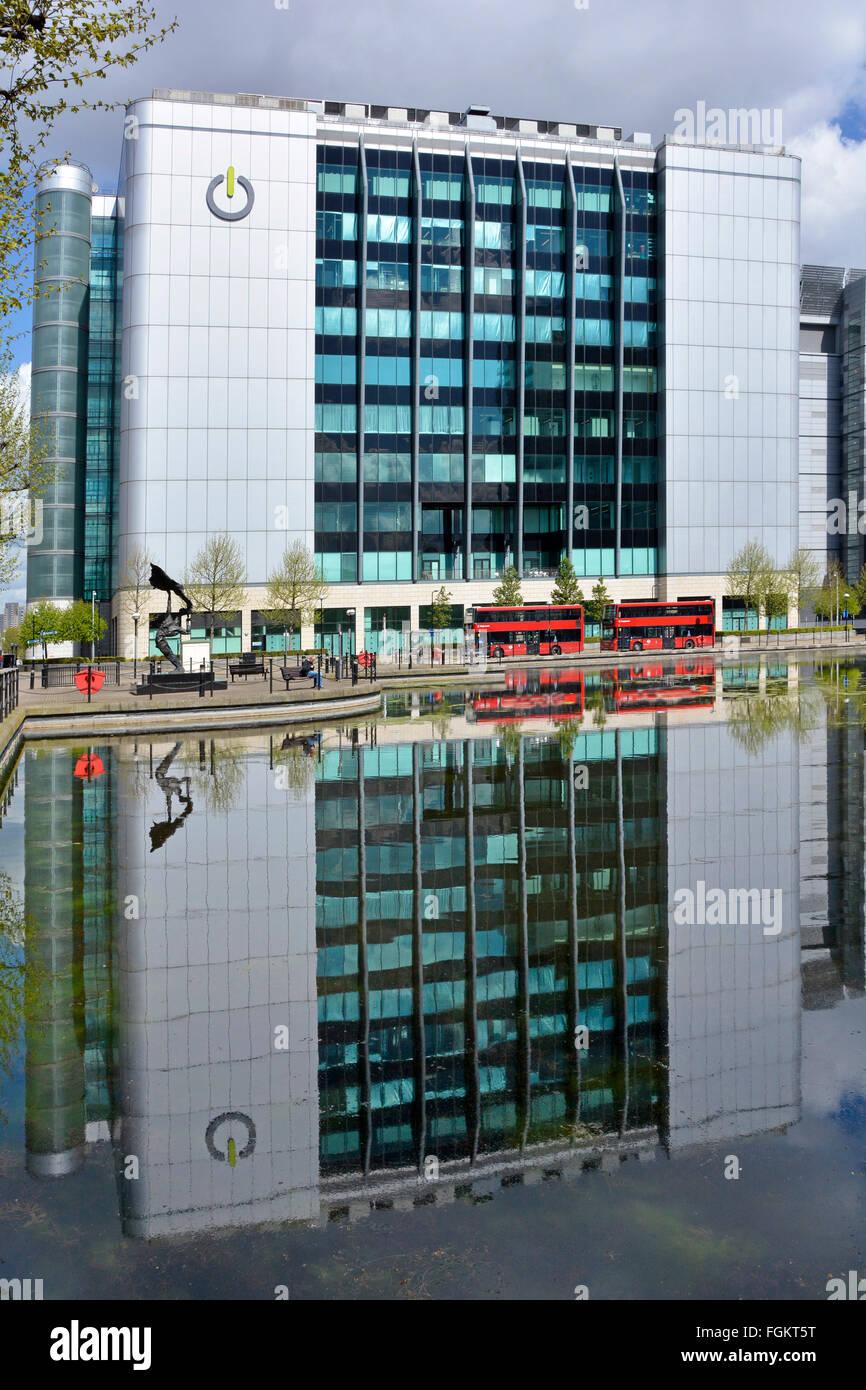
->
{"left": 32, "top": 324, "right": 86, "bottom": 370}
{"left": 36, "top": 190, "right": 91, "bottom": 238}
{"left": 32, "top": 282, "right": 88, "bottom": 326}
{"left": 32, "top": 370, "right": 84, "bottom": 415}
{"left": 26, "top": 555, "right": 55, "bottom": 596}
{"left": 35, "top": 235, "right": 91, "bottom": 282}
{"left": 42, "top": 419, "right": 85, "bottom": 465}
{"left": 35, "top": 506, "right": 78, "bottom": 550}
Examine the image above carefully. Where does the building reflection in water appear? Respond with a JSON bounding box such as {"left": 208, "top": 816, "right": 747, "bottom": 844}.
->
{"left": 15, "top": 662, "right": 865, "bottom": 1232}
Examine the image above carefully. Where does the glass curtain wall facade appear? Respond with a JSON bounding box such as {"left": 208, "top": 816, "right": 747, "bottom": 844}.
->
{"left": 25, "top": 97, "right": 801, "bottom": 648}
{"left": 315, "top": 145, "right": 659, "bottom": 587}
{"left": 28, "top": 164, "right": 93, "bottom": 606}
{"left": 315, "top": 730, "right": 664, "bottom": 1173}
{"left": 85, "top": 202, "right": 123, "bottom": 605}
{"left": 29, "top": 172, "right": 122, "bottom": 617}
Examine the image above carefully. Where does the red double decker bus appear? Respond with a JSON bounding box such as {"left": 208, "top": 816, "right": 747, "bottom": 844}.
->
{"left": 472, "top": 605, "right": 584, "bottom": 659}
{"left": 600, "top": 598, "right": 715, "bottom": 653}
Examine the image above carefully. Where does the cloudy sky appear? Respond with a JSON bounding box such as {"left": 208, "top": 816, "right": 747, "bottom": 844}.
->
{"left": 9, "top": 0, "right": 866, "bottom": 339}
{"left": 15, "top": 0, "right": 866, "bottom": 265}
{"left": 3, "top": 0, "right": 866, "bottom": 597}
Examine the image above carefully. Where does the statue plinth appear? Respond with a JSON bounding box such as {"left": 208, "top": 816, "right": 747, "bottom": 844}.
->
{"left": 135, "top": 668, "right": 228, "bottom": 696}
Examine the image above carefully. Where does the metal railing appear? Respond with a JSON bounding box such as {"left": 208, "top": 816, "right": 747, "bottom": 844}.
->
{"left": 0, "top": 666, "right": 19, "bottom": 718}
{"left": 29, "top": 661, "right": 122, "bottom": 690}
{"left": 731, "top": 628, "right": 861, "bottom": 649}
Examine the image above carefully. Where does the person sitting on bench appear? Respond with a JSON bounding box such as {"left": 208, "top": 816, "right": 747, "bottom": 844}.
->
{"left": 280, "top": 657, "right": 316, "bottom": 686}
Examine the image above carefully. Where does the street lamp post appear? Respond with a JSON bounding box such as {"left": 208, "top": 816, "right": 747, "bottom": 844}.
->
{"left": 345, "top": 607, "right": 355, "bottom": 680}
{"left": 845, "top": 594, "right": 850, "bottom": 643}
{"left": 132, "top": 611, "right": 140, "bottom": 680}
{"left": 91, "top": 590, "right": 97, "bottom": 662}
{"left": 318, "top": 599, "right": 324, "bottom": 679}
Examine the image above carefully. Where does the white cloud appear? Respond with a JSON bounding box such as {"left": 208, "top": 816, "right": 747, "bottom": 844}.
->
{"left": 12, "top": 361, "right": 30, "bottom": 416}
{"left": 8, "top": 3, "right": 866, "bottom": 277}
{"left": 790, "top": 123, "right": 866, "bottom": 267}
{"left": 51, "top": 0, "right": 866, "bottom": 266}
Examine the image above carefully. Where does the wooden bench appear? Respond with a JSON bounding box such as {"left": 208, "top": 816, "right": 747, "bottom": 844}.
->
{"left": 229, "top": 654, "right": 266, "bottom": 681}
{"left": 279, "top": 662, "right": 316, "bottom": 689}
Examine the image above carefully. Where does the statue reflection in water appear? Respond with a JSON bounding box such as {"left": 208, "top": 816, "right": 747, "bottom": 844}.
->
{"left": 149, "top": 742, "right": 193, "bottom": 852}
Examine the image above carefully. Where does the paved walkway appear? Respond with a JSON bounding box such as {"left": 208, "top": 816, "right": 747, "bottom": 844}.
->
{"left": 16, "top": 668, "right": 380, "bottom": 715}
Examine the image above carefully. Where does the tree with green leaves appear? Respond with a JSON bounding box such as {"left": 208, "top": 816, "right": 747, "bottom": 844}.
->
{"left": 492, "top": 564, "right": 522, "bottom": 607}
{"left": 584, "top": 577, "right": 612, "bottom": 627}
{"left": 725, "top": 539, "right": 773, "bottom": 629}
{"left": 812, "top": 559, "right": 861, "bottom": 624}
{"left": 0, "top": 0, "right": 178, "bottom": 352}
{"left": 186, "top": 533, "right": 247, "bottom": 650}
{"left": 786, "top": 546, "right": 821, "bottom": 622}
{"left": 550, "top": 554, "right": 584, "bottom": 607}
{"left": 428, "top": 585, "right": 453, "bottom": 631}
{"left": 18, "top": 599, "right": 63, "bottom": 658}
{"left": 0, "top": 870, "right": 48, "bottom": 1127}
{"left": 762, "top": 579, "right": 791, "bottom": 632}
{"left": 850, "top": 563, "right": 866, "bottom": 616}
{"left": 265, "top": 540, "right": 328, "bottom": 655}
{"left": 495, "top": 721, "right": 523, "bottom": 766}
{"left": 57, "top": 598, "right": 107, "bottom": 651}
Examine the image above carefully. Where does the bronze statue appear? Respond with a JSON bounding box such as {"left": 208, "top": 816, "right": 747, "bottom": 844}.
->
{"left": 149, "top": 563, "right": 193, "bottom": 672}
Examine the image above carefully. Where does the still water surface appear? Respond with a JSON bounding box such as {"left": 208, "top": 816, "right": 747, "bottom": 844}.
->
{"left": 0, "top": 656, "right": 864, "bottom": 1299}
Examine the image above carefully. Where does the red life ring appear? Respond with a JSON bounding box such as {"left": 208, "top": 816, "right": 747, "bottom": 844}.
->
{"left": 74, "top": 669, "right": 105, "bottom": 693}
{"left": 357, "top": 650, "right": 374, "bottom": 667}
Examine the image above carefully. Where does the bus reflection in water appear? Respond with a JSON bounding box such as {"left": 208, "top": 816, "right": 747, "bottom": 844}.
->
{"left": 470, "top": 669, "right": 585, "bottom": 721}
{"left": 602, "top": 662, "right": 716, "bottom": 713}
{"left": 470, "top": 663, "right": 717, "bottom": 722}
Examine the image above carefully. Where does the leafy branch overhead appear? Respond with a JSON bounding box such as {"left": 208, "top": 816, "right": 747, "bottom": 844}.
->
{"left": 0, "top": 1, "right": 178, "bottom": 338}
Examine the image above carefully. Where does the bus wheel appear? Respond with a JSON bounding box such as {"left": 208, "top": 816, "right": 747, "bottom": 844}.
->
{"left": 551, "top": 644, "right": 561, "bottom": 656}
{"left": 632, "top": 642, "right": 643, "bottom": 652}
{"left": 493, "top": 647, "right": 504, "bottom": 660}
{"left": 684, "top": 639, "right": 695, "bottom": 649}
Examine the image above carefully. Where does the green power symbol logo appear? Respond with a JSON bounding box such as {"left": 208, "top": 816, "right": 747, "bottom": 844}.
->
{"left": 206, "top": 164, "right": 254, "bottom": 221}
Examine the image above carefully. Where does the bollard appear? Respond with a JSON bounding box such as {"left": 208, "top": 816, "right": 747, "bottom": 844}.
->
{"left": 269, "top": 657, "right": 273, "bottom": 693}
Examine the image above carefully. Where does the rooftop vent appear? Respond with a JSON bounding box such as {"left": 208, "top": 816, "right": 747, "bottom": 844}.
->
{"left": 461, "top": 104, "right": 496, "bottom": 132}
